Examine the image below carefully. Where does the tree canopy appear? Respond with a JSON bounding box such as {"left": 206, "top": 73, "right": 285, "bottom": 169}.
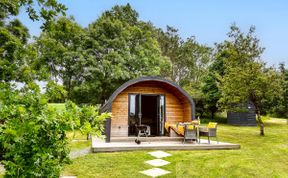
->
{"left": 0, "top": 0, "right": 67, "bottom": 27}
{"left": 217, "top": 24, "right": 283, "bottom": 135}
{"left": 35, "top": 16, "right": 86, "bottom": 99}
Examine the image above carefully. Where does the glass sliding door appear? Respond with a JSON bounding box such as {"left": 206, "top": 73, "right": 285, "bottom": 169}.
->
{"left": 128, "top": 94, "right": 140, "bottom": 136}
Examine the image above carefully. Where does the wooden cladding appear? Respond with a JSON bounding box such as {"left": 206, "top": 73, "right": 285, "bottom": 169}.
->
{"left": 111, "top": 81, "right": 192, "bottom": 137}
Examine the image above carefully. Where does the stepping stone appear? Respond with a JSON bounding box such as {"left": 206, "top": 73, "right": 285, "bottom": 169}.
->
{"left": 145, "top": 159, "right": 170, "bottom": 167}
{"left": 140, "top": 168, "right": 171, "bottom": 177}
{"left": 148, "top": 150, "right": 171, "bottom": 158}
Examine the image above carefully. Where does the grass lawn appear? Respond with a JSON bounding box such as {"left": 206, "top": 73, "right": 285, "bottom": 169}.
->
{"left": 67, "top": 130, "right": 91, "bottom": 151}
{"left": 62, "top": 118, "right": 288, "bottom": 178}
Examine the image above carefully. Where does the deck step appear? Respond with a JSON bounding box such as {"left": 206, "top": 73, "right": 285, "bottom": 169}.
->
{"left": 92, "top": 140, "right": 240, "bottom": 152}
{"left": 110, "top": 137, "right": 183, "bottom": 142}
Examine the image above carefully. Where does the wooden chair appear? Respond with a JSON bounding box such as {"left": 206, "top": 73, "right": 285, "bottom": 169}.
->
{"left": 183, "top": 124, "right": 197, "bottom": 143}
{"left": 199, "top": 122, "right": 218, "bottom": 144}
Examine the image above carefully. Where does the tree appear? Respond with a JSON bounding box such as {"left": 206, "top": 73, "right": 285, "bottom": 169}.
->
{"left": 155, "top": 26, "right": 212, "bottom": 117}
{"left": 201, "top": 45, "right": 226, "bottom": 119}
{"left": 0, "top": 0, "right": 68, "bottom": 84}
{"left": 35, "top": 16, "right": 86, "bottom": 99}
{"left": 156, "top": 26, "right": 212, "bottom": 86}
{"left": 155, "top": 26, "right": 181, "bottom": 79}
{"left": 45, "top": 80, "right": 67, "bottom": 103}
{"left": 0, "top": 0, "right": 67, "bottom": 27}
{"left": 0, "top": 19, "right": 34, "bottom": 83}
{"left": 269, "top": 63, "right": 288, "bottom": 117}
{"left": 80, "top": 4, "right": 169, "bottom": 104}
{"left": 0, "top": 0, "right": 73, "bottom": 176}
{"left": 218, "top": 24, "right": 282, "bottom": 135}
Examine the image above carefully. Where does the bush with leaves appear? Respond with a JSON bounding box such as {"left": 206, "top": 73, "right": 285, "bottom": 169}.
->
{"left": 0, "top": 83, "right": 111, "bottom": 177}
{"left": 0, "top": 84, "right": 71, "bottom": 177}
{"left": 63, "top": 101, "right": 111, "bottom": 140}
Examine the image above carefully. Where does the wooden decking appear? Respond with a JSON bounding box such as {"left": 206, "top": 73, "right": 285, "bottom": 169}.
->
{"left": 92, "top": 137, "right": 240, "bottom": 152}
{"left": 111, "top": 136, "right": 183, "bottom": 142}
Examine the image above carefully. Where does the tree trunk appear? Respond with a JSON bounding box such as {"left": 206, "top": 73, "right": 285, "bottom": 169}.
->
{"left": 211, "top": 111, "right": 215, "bottom": 119}
{"left": 87, "top": 133, "right": 91, "bottom": 140}
{"left": 67, "top": 76, "right": 72, "bottom": 100}
{"left": 255, "top": 108, "right": 264, "bottom": 136}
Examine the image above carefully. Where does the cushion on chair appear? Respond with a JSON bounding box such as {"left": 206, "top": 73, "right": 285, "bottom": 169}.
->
{"left": 208, "top": 122, "right": 217, "bottom": 128}
{"left": 186, "top": 125, "right": 194, "bottom": 130}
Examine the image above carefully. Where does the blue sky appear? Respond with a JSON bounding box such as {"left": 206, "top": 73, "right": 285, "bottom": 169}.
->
{"left": 18, "top": 0, "right": 288, "bottom": 66}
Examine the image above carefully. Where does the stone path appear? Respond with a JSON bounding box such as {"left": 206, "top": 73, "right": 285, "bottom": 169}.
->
{"left": 140, "top": 168, "right": 171, "bottom": 177}
{"left": 145, "top": 159, "right": 170, "bottom": 167}
{"left": 69, "top": 148, "right": 91, "bottom": 159}
{"left": 140, "top": 150, "right": 171, "bottom": 177}
{"left": 148, "top": 150, "right": 171, "bottom": 158}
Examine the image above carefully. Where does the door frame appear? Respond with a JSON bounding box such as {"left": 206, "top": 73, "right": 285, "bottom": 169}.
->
{"left": 128, "top": 93, "right": 166, "bottom": 136}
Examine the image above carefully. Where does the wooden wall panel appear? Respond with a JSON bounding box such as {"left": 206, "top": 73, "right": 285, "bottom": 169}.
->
{"left": 111, "top": 81, "right": 192, "bottom": 137}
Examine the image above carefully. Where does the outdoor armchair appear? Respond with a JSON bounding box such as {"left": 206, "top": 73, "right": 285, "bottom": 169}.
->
{"left": 199, "top": 122, "right": 218, "bottom": 144}
{"left": 183, "top": 124, "right": 197, "bottom": 143}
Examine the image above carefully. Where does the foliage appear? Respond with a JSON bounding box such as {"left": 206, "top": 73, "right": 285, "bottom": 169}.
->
{"left": 201, "top": 50, "right": 225, "bottom": 118}
{"left": 35, "top": 16, "right": 87, "bottom": 99}
{"left": 218, "top": 24, "right": 282, "bottom": 135}
{"left": 0, "top": 84, "right": 71, "bottom": 177}
{"left": 80, "top": 4, "right": 169, "bottom": 104}
{"left": 63, "top": 101, "right": 111, "bottom": 139}
{"left": 156, "top": 26, "right": 212, "bottom": 117}
{"left": 78, "top": 105, "right": 111, "bottom": 138}
{"left": 45, "top": 80, "right": 67, "bottom": 103}
{"left": 269, "top": 63, "right": 288, "bottom": 117}
{"left": 156, "top": 26, "right": 212, "bottom": 86}
{"left": 35, "top": 4, "right": 169, "bottom": 104}
{"left": 0, "top": 86, "right": 110, "bottom": 177}
{"left": 0, "top": 19, "right": 36, "bottom": 83}
{"left": 0, "top": 0, "right": 67, "bottom": 27}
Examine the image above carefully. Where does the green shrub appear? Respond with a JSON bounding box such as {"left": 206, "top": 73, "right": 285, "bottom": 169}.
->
{"left": 0, "top": 85, "right": 71, "bottom": 177}
{"left": 0, "top": 84, "right": 111, "bottom": 177}
{"left": 64, "top": 101, "right": 111, "bottom": 140}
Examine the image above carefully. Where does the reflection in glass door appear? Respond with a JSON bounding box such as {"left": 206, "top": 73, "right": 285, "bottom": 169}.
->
{"left": 128, "top": 94, "right": 140, "bottom": 136}
{"left": 158, "top": 95, "right": 165, "bottom": 136}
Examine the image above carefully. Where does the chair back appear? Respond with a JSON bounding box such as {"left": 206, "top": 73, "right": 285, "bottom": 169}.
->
{"left": 184, "top": 124, "right": 197, "bottom": 140}
{"left": 208, "top": 122, "right": 217, "bottom": 128}
{"left": 207, "top": 122, "right": 217, "bottom": 137}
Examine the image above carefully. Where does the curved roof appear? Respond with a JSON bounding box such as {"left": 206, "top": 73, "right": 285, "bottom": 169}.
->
{"left": 101, "top": 76, "right": 196, "bottom": 120}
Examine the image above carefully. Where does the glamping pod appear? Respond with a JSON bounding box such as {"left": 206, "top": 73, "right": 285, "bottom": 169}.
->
{"left": 101, "top": 77, "right": 196, "bottom": 142}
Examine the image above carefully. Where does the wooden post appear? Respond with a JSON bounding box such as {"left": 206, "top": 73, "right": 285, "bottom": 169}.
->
{"left": 105, "top": 118, "right": 111, "bottom": 142}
